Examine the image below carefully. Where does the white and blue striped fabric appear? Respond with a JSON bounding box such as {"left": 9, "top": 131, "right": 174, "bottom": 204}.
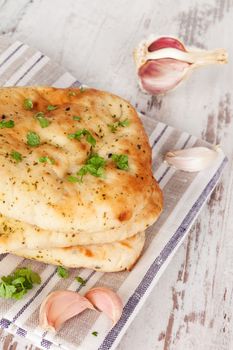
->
{"left": 0, "top": 37, "right": 227, "bottom": 350}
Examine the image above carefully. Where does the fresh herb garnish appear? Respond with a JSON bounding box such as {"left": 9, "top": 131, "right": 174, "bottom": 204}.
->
{"left": 92, "top": 331, "right": 98, "bottom": 337}
{"left": 27, "top": 131, "right": 40, "bottom": 147}
{"left": 57, "top": 266, "right": 69, "bottom": 278}
{"left": 0, "top": 267, "right": 41, "bottom": 300}
{"left": 68, "top": 129, "right": 96, "bottom": 147}
{"left": 47, "top": 105, "right": 57, "bottom": 111}
{"left": 11, "top": 151, "right": 22, "bottom": 163}
{"left": 75, "top": 276, "right": 86, "bottom": 285}
{"left": 73, "top": 116, "right": 81, "bottom": 121}
{"left": 23, "top": 98, "right": 33, "bottom": 110}
{"left": 78, "top": 154, "right": 106, "bottom": 181}
{"left": 68, "top": 154, "right": 106, "bottom": 183}
{"left": 34, "top": 112, "right": 50, "bottom": 128}
{"left": 0, "top": 120, "right": 14, "bottom": 128}
{"left": 111, "top": 154, "right": 129, "bottom": 170}
{"left": 67, "top": 175, "right": 80, "bottom": 183}
{"left": 39, "top": 156, "right": 55, "bottom": 164}
{"left": 108, "top": 119, "right": 130, "bottom": 133}
{"left": 119, "top": 119, "right": 130, "bottom": 127}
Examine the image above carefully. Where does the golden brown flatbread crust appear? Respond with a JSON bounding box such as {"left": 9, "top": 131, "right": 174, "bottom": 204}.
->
{"left": 8, "top": 232, "right": 145, "bottom": 272}
{"left": 0, "top": 182, "right": 161, "bottom": 249}
{"left": 0, "top": 87, "right": 163, "bottom": 237}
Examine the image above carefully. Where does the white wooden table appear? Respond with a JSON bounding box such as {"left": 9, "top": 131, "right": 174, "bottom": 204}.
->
{"left": 0, "top": 0, "right": 232, "bottom": 349}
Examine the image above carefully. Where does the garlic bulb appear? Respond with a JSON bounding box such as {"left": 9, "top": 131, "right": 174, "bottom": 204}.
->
{"left": 85, "top": 287, "right": 123, "bottom": 325}
{"left": 134, "top": 36, "right": 228, "bottom": 94}
{"left": 164, "top": 146, "right": 220, "bottom": 172}
{"left": 39, "top": 290, "right": 94, "bottom": 331}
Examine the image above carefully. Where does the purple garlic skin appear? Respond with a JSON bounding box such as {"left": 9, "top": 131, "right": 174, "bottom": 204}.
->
{"left": 134, "top": 36, "right": 228, "bottom": 95}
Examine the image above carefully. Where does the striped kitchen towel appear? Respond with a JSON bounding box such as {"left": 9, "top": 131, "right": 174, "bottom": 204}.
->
{"left": 0, "top": 37, "right": 227, "bottom": 350}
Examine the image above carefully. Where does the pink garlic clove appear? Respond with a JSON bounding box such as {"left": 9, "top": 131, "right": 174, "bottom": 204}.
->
{"left": 138, "top": 58, "right": 190, "bottom": 95}
{"left": 134, "top": 36, "right": 228, "bottom": 95}
{"left": 164, "top": 146, "right": 220, "bottom": 172}
{"left": 148, "top": 36, "right": 186, "bottom": 52}
{"left": 39, "top": 290, "right": 95, "bottom": 332}
{"left": 85, "top": 287, "right": 123, "bottom": 325}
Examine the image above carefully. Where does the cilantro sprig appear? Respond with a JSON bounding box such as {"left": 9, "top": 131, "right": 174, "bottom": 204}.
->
{"left": 73, "top": 116, "right": 81, "bottom": 121}
{"left": 27, "top": 131, "right": 40, "bottom": 147}
{"left": 111, "top": 154, "right": 129, "bottom": 170}
{"left": 68, "top": 129, "right": 96, "bottom": 147}
{"left": 67, "top": 175, "right": 80, "bottom": 183}
{"left": 0, "top": 268, "right": 41, "bottom": 300}
{"left": 23, "top": 98, "right": 33, "bottom": 110}
{"left": 11, "top": 151, "right": 22, "bottom": 163}
{"left": 47, "top": 105, "right": 57, "bottom": 111}
{"left": 34, "top": 112, "right": 50, "bottom": 128}
{"left": 68, "top": 154, "right": 106, "bottom": 183}
{"left": 39, "top": 156, "right": 55, "bottom": 164}
{"left": 75, "top": 276, "right": 86, "bottom": 285}
{"left": 57, "top": 266, "right": 69, "bottom": 278}
{"left": 108, "top": 119, "right": 130, "bottom": 133}
{"left": 0, "top": 120, "right": 14, "bottom": 128}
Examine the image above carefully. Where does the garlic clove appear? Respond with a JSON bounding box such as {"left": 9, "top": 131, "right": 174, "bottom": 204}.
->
{"left": 39, "top": 290, "right": 94, "bottom": 332}
{"left": 164, "top": 146, "right": 220, "bottom": 172}
{"left": 134, "top": 36, "right": 228, "bottom": 95}
{"left": 138, "top": 58, "right": 190, "bottom": 95}
{"left": 148, "top": 36, "right": 186, "bottom": 52}
{"left": 85, "top": 287, "right": 123, "bottom": 325}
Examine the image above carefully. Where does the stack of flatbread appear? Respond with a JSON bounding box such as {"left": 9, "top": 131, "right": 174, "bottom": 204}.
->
{"left": 0, "top": 87, "right": 163, "bottom": 272}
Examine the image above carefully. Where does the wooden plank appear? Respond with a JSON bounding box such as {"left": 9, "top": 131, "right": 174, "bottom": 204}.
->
{"left": 0, "top": 0, "right": 232, "bottom": 349}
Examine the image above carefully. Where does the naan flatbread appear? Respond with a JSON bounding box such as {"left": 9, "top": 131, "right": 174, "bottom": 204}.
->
{"left": 0, "top": 87, "right": 162, "bottom": 235}
{"left": 0, "top": 183, "right": 160, "bottom": 249}
{"left": 8, "top": 232, "right": 145, "bottom": 272}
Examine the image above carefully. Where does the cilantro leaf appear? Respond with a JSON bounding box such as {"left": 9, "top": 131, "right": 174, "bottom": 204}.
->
{"left": 68, "top": 154, "right": 106, "bottom": 183}
{"left": 11, "top": 151, "right": 22, "bottom": 163}
{"left": 0, "top": 267, "right": 41, "bottom": 300}
{"left": 13, "top": 268, "right": 41, "bottom": 285}
{"left": 111, "top": 154, "right": 129, "bottom": 170}
{"left": 34, "top": 112, "right": 50, "bottom": 128}
{"left": 68, "top": 130, "right": 83, "bottom": 139}
{"left": 92, "top": 331, "right": 98, "bottom": 337}
{"left": 76, "top": 166, "right": 88, "bottom": 182}
{"left": 23, "top": 98, "right": 33, "bottom": 110}
{"left": 86, "top": 153, "right": 106, "bottom": 168}
{"left": 77, "top": 154, "right": 106, "bottom": 181}
{"left": 118, "top": 119, "right": 130, "bottom": 127}
{"left": 108, "top": 119, "right": 130, "bottom": 133}
{"left": 67, "top": 175, "right": 80, "bottom": 183}
{"left": 73, "top": 116, "right": 81, "bottom": 121}
{"left": 0, "top": 282, "right": 16, "bottom": 299}
{"left": 29, "top": 271, "right": 41, "bottom": 284}
{"left": 47, "top": 105, "right": 57, "bottom": 111}
{"left": 27, "top": 131, "right": 40, "bottom": 147}
{"left": 75, "top": 276, "right": 86, "bottom": 285}
{"left": 39, "top": 156, "right": 55, "bottom": 164}
{"left": 107, "top": 123, "right": 118, "bottom": 133}
{"left": 86, "top": 133, "right": 96, "bottom": 147}
{"left": 57, "top": 266, "right": 69, "bottom": 278}
{"left": 12, "top": 276, "right": 25, "bottom": 287}
{"left": 68, "top": 129, "right": 96, "bottom": 147}
{"left": 12, "top": 289, "right": 28, "bottom": 300}
{"left": 0, "top": 120, "right": 15, "bottom": 128}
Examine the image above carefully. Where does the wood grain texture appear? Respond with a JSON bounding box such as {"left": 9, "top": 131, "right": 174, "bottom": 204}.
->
{"left": 0, "top": 0, "right": 232, "bottom": 349}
